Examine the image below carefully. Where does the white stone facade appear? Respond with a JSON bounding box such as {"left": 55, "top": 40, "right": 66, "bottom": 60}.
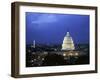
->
{"left": 62, "top": 32, "right": 75, "bottom": 50}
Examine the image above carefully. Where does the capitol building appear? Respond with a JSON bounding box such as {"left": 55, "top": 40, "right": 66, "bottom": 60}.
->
{"left": 61, "top": 32, "right": 80, "bottom": 58}
{"left": 62, "top": 32, "right": 75, "bottom": 50}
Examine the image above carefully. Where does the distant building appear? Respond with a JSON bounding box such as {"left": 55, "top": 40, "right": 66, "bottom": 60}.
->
{"left": 62, "top": 32, "right": 75, "bottom": 50}
{"left": 31, "top": 40, "right": 35, "bottom": 48}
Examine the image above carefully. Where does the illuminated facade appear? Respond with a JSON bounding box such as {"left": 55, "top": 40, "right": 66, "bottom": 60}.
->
{"left": 62, "top": 32, "right": 75, "bottom": 50}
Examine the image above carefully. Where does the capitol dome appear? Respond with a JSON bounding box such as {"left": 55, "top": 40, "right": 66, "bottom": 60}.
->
{"left": 62, "top": 32, "right": 75, "bottom": 50}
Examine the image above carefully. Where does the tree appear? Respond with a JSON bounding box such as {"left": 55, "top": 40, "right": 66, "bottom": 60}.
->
{"left": 42, "top": 53, "right": 66, "bottom": 66}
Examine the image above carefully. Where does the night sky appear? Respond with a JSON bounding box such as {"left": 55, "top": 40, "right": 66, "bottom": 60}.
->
{"left": 26, "top": 12, "right": 89, "bottom": 45}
